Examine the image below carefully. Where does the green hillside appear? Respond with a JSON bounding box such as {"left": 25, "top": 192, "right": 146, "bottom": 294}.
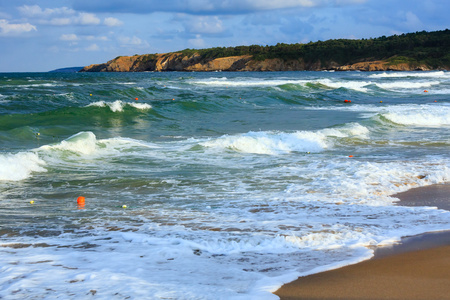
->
{"left": 179, "top": 29, "right": 450, "bottom": 69}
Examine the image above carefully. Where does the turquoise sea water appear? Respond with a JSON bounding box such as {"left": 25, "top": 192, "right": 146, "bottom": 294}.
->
{"left": 1, "top": 71, "right": 449, "bottom": 299}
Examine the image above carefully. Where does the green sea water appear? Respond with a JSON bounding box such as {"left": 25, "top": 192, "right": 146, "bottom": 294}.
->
{"left": 0, "top": 71, "right": 449, "bottom": 299}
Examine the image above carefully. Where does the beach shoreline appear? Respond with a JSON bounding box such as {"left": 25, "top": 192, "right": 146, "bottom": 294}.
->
{"left": 274, "top": 183, "right": 450, "bottom": 300}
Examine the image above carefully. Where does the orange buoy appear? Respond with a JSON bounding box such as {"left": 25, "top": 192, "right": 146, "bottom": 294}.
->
{"left": 348, "top": 155, "right": 354, "bottom": 158}
{"left": 424, "top": 90, "right": 428, "bottom": 93}
{"left": 135, "top": 97, "right": 138, "bottom": 101}
{"left": 77, "top": 196, "right": 85, "bottom": 206}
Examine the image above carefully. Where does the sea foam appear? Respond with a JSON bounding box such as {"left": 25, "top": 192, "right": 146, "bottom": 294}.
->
{"left": 375, "top": 81, "right": 440, "bottom": 91}
{"left": 39, "top": 132, "right": 158, "bottom": 159}
{"left": 368, "top": 71, "right": 449, "bottom": 78}
{"left": 201, "top": 124, "right": 369, "bottom": 155}
{"left": 0, "top": 152, "right": 47, "bottom": 181}
{"left": 87, "top": 100, "right": 152, "bottom": 112}
{"left": 381, "top": 105, "right": 450, "bottom": 126}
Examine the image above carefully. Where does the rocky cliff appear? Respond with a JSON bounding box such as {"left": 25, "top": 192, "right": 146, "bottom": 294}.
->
{"left": 335, "top": 60, "right": 432, "bottom": 71}
{"left": 79, "top": 30, "right": 450, "bottom": 72}
{"left": 80, "top": 53, "right": 439, "bottom": 72}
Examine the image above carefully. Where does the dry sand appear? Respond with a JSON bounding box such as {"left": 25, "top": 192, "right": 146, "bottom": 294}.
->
{"left": 274, "top": 183, "right": 450, "bottom": 300}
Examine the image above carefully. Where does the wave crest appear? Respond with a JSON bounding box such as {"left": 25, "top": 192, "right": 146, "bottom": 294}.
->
{"left": 0, "top": 152, "right": 47, "bottom": 181}
{"left": 380, "top": 105, "right": 450, "bottom": 126}
{"left": 201, "top": 124, "right": 369, "bottom": 155}
{"left": 87, "top": 100, "right": 152, "bottom": 112}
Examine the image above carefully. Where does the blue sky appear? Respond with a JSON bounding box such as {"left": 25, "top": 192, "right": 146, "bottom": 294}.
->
{"left": 0, "top": 0, "right": 448, "bottom": 72}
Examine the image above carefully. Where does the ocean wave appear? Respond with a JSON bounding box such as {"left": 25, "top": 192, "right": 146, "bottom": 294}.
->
{"left": 375, "top": 81, "right": 440, "bottom": 91}
{"left": 0, "top": 152, "right": 47, "bottom": 181}
{"left": 369, "top": 71, "right": 449, "bottom": 78}
{"left": 86, "top": 100, "right": 152, "bottom": 112}
{"left": 315, "top": 79, "right": 371, "bottom": 92}
{"left": 191, "top": 78, "right": 309, "bottom": 88}
{"left": 39, "top": 131, "right": 159, "bottom": 157}
{"left": 380, "top": 105, "right": 450, "bottom": 126}
{"left": 200, "top": 123, "right": 369, "bottom": 155}
{"left": 190, "top": 77, "right": 376, "bottom": 93}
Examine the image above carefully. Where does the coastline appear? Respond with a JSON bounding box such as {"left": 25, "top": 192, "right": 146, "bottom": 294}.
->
{"left": 274, "top": 183, "right": 450, "bottom": 300}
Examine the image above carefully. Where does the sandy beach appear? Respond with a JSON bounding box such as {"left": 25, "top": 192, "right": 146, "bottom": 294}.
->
{"left": 274, "top": 184, "right": 450, "bottom": 300}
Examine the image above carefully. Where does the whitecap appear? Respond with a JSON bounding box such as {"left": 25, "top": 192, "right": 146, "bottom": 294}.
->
{"left": 87, "top": 100, "right": 151, "bottom": 112}
{"left": 369, "top": 71, "right": 448, "bottom": 78}
{"left": 0, "top": 152, "right": 47, "bottom": 181}
{"left": 201, "top": 124, "right": 369, "bottom": 155}
{"left": 381, "top": 105, "right": 450, "bottom": 126}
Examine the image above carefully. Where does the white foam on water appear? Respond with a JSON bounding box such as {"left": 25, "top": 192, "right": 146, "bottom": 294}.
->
{"left": 369, "top": 71, "right": 449, "bottom": 78}
{"left": 0, "top": 132, "right": 162, "bottom": 182}
{"left": 1, "top": 136, "right": 450, "bottom": 299}
{"left": 190, "top": 73, "right": 449, "bottom": 95}
{"left": 0, "top": 152, "right": 47, "bottom": 181}
{"left": 2, "top": 72, "right": 450, "bottom": 299}
{"left": 315, "top": 78, "right": 371, "bottom": 92}
{"left": 129, "top": 102, "right": 153, "bottom": 110}
{"left": 375, "top": 80, "right": 440, "bottom": 91}
{"left": 191, "top": 77, "right": 309, "bottom": 87}
{"left": 38, "top": 132, "right": 160, "bottom": 159}
{"left": 87, "top": 100, "right": 152, "bottom": 112}
{"left": 381, "top": 105, "right": 450, "bottom": 126}
{"left": 201, "top": 123, "right": 369, "bottom": 155}
{"left": 40, "top": 131, "right": 100, "bottom": 155}
{"left": 190, "top": 77, "right": 372, "bottom": 92}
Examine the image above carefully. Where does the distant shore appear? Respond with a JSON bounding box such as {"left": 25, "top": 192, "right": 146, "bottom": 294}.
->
{"left": 274, "top": 183, "right": 450, "bottom": 300}
{"left": 79, "top": 30, "right": 450, "bottom": 73}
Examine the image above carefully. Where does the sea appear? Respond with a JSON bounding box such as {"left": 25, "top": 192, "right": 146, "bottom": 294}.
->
{"left": 1, "top": 70, "right": 449, "bottom": 299}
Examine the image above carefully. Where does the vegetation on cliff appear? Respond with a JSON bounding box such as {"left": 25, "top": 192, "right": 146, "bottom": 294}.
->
{"left": 80, "top": 29, "right": 450, "bottom": 72}
{"left": 180, "top": 29, "right": 449, "bottom": 68}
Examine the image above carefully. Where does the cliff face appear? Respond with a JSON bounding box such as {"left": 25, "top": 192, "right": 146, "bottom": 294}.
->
{"left": 336, "top": 60, "right": 432, "bottom": 71}
{"left": 80, "top": 53, "right": 437, "bottom": 72}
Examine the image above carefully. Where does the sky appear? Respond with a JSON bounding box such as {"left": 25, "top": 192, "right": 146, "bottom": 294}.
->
{"left": 0, "top": 0, "right": 449, "bottom": 72}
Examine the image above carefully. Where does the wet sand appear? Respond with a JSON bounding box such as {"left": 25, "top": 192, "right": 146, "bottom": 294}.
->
{"left": 274, "top": 183, "right": 450, "bottom": 300}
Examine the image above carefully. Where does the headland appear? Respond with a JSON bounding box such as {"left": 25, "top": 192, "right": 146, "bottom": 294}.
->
{"left": 80, "top": 29, "right": 450, "bottom": 72}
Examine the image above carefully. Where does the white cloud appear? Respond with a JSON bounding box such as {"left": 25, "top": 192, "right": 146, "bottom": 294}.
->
{"left": 77, "top": 13, "right": 101, "bottom": 25}
{"left": 60, "top": 34, "right": 109, "bottom": 43}
{"left": 18, "top": 5, "right": 75, "bottom": 18}
{"left": 0, "top": 11, "right": 11, "bottom": 19}
{"left": 0, "top": 19, "right": 37, "bottom": 36}
{"left": 104, "top": 17, "right": 123, "bottom": 27}
{"left": 184, "top": 16, "right": 224, "bottom": 34}
{"left": 86, "top": 43, "right": 100, "bottom": 51}
{"left": 72, "top": 0, "right": 366, "bottom": 14}
{"left": 118, "top": 35, "right": 144, "bottom": 46}
{"left": 247, "top": 0, "right": 316, "bottom": 9}
{"left": 18, "top": 5, "right": 101, "bottom": 26}
{"left": 50, "top": 18, "right": 72, "bottom": 26}
{"left": 60, "top": 33, "right": 79, "bottom": 41}
{"left": 400, "top": 11, "right": 422, "bottom": 29}
{"left": 188, "top": 34, "right": 206, "bottom": 48}
{"left": 86, "top": 35, "right": 109, "bottom": 41}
